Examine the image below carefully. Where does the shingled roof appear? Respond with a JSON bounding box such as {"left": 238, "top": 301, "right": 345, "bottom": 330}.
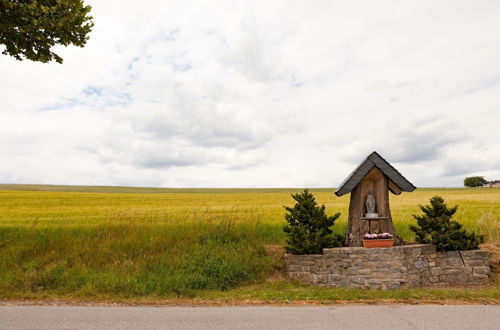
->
{"left": 335, "top": 151, "right": 416, "bottom": 196}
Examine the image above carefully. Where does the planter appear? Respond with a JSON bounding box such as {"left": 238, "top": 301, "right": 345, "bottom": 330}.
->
{"left": 362, "top": 239, "right": 394, "bottom": 248}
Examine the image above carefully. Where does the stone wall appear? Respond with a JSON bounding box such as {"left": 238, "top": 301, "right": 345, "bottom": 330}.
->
{"left": 285, "top": 244, "right": 490, "bottom": 290}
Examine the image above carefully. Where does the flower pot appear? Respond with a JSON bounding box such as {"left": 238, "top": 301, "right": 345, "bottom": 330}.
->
{"left": 362, "top": 239, "right": 394, "bottom": 248}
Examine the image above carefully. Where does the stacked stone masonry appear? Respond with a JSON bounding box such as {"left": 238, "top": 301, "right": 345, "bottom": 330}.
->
{"left": 285, "top": 244, "right": 490, "bottom": 290}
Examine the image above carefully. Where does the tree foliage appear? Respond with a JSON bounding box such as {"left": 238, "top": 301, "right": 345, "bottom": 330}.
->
{"left": 409, "top": 196, "right": 484, "bottom": 251}
{"left": 464, "top": 176, "right": 487, "bottom": 187}
{"left": 283, "top": 189, "right": 343, "bottom": 254}
{"left": 0, "top": 0, "right": 93, "bottom": 63}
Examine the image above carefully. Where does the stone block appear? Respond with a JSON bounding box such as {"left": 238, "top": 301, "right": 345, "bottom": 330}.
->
{"left": 367, "top": 279, "right": 382, "bottom": 284}
{"left": 327, "top": 265, "right": 340, "bottom": 273}
{"left": 473, "top": 266, "right": 491, "bottom": 275}
{"left": 429, "top": 276, "right": 439, "bottom": 283}
{"left": 317, "top": 274, "right": 328, "bottom": 283}
{"left": 463, "top": 259, "right": 487, "bottom": 267}
{"left": 328, "top": 274, "right": 342, "bottom": 282}
{"left": 351, "top": 277, "right": 366, "bottom": 284}
{"left": 471, "top": 274, "right": 489, "bottom": 282}
{"left": 414, "top": 259, "right": 429, "bottom": 269}
{"left": 390, "top": 272, "right": 408, "bottom": 280}
{"left": 421, "top": 245, "right": 437, "bottom": 254}
{"left": 437, "top": 258, "right": 464, "bottom": 268}
{"left": 460, "top": 250, "right": 489, "bottom": 258}
{"left": 301, "top": 260, "right": 316, "bottom": 266}
{"left": 291, "top": 272, "right": 311, "bottom": 282}
{"left": 441, "top": 275, "right": 459, "bottom": 283}
{"left": 288, "top": 265, "right": 302, "bottom": 272}
{"left": 358, "top": 269, "right": 371, "bottom": 275}
{"left": 349, "top": 283, "right": 365, "bottom": 289}
{"left": 443, "top": 251, "right": 461, "bottom": 258}
{"left": 390, "top": 261, "right": 403, "bottom": 267}
{"left": 442, "top": 268, "right": 463, "bottom": 275}
{"left": 412, "top": 247, "right": 422, "bottom": 257}
{"left": 430, "top": 267, "right": 441, "bottom": 276}
{"left": 324, "top": 254, "right": 342, "bottom": 260}
{"left": 323, "top": 248, "right": 341, "bottom": 254}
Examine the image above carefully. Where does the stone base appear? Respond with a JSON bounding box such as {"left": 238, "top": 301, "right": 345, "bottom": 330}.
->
{"left": 285, "top": 245, "right": 491, "bottom": 290}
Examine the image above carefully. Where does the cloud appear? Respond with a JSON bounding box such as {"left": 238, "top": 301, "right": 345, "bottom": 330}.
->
{"left": 0, "top": 1, "right": 499, "bottom": 187}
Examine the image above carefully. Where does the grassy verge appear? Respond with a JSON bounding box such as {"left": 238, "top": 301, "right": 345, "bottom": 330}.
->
{"left": 2, "top": 281, "right": 499, "bottom": 305}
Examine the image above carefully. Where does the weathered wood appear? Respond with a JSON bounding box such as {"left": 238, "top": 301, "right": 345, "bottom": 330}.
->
{"left": 388, "top": 180, "right": 402, "bottom": 195}
{"left": 345, "top": 167, "right": 397, "bottom": 247}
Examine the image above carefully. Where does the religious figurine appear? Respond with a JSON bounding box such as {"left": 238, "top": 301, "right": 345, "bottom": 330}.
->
{"left": 365, "top": 193, "right": 378, "bottom": 218}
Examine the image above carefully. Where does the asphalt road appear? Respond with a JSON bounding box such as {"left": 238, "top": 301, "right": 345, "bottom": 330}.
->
{"left": 0, "top": 305, "right": 499, "bottom": 329}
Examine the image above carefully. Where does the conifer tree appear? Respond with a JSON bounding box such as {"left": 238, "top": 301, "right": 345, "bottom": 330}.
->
{"left": 283, "top": 189, "right": 343, "bottom": 254}
{"left": 409, "top": 196, "right": 484, "bottom": 251}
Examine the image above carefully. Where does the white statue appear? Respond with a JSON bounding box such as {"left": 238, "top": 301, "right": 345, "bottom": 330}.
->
{"left": 365, "top": 193, "right": 378, "bottom": 218}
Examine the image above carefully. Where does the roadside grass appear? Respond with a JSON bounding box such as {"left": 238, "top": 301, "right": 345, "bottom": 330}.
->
{"left": 0, "top": 220, "right": 277, "bottom": 298}
{"left": 0, "top": 185, "right": 499, "bottom": 302}
{"left": 2, "top": 281, "right": 499, "bottom": 305}
{"left": 196, "top": 281, "right": 500, "bottom": 304}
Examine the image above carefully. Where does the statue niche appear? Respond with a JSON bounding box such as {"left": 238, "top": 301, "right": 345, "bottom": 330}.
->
{"left": 365, "top": 193, "right": 377, "bottom": 218}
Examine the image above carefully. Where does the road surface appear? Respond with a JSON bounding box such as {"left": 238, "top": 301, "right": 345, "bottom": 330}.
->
{"left": 1, "top": 305, "right": 499, "bottom": 329}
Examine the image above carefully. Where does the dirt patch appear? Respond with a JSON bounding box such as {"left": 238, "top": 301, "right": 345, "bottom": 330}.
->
{"left": 1, "top": 297, "right": 498, "bottom": 307}
{"left": 264, "top": 245, "right": 287, "bottom": 281}
{"left": 481, "top": 243, "right": 500, "bottom": 281}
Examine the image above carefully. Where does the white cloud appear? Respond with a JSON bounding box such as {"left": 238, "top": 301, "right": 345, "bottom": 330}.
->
{"left": 1, "top": 0, "right": 499, "bottom": 187}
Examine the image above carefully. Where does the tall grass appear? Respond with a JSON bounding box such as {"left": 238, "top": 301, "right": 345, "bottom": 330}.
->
{"left": 0, "top": 215, "right": 277, "bottom": 298}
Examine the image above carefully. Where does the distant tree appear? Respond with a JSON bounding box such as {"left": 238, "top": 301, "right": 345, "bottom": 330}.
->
{"left": 0, "top": 0, "right": 93, "bottom": 63}
{"left": 409, "top": 196, "right": 484, "bottom": 251}
{"left": 464, "top": 176, "right": 487, "bottom": 187}
{"left": 283, "top": 189, "right": 343, "bottom": 254}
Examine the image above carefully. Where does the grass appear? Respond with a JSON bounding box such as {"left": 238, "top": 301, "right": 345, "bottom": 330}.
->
{"left": 0, "top": 185, "right": 499, "bottom": 303}
{"left": 3, "top": 281, "right": 499, "bottom": 305}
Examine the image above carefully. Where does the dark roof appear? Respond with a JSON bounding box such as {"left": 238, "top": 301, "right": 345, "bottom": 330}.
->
{"left": 335, "top": 151, "right": 416, "bottom": 196}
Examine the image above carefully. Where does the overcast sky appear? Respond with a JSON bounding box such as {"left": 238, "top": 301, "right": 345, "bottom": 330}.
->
{"left": 1, "top": 1, "right": 499, "bottom": 188}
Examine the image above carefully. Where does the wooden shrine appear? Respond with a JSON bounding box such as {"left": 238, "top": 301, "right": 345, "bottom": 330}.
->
{"left": 335, "top": 151, "right": 416, "bottom": 247}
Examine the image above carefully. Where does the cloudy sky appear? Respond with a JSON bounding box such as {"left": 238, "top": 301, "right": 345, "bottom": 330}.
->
{"left": 1, "top": 1, "right": 499, "bottom": 188}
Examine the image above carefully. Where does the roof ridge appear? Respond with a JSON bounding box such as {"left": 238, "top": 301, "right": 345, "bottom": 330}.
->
{"left": 335, "top": 152, "right": 416, "bottom": 196}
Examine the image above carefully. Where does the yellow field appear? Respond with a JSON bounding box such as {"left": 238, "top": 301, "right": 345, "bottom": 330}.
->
{"left": 0, "top": 186, "right": 499, "bottom": 242}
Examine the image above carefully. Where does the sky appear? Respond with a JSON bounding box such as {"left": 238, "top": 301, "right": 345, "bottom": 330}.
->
{"left": 1, "top": 0, "right": 499, "bottom": 188}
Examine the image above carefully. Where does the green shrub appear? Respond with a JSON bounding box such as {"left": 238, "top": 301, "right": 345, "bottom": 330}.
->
{"left": 283, "top": 189, "right": 343, "bottom": 254}
{"left": 464, "top": 176, "right": 487, "bottom": 187}
{"left": 409, "top": 196, "right": 484, "bottom": 251}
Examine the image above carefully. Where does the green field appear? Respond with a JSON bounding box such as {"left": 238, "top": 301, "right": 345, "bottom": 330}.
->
{"left": 0, "top": 185, "right": 499, "bottom": 303}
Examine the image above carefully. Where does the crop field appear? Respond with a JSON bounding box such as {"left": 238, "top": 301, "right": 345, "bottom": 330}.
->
{"left": 0, "top": 185, "right": 498, "bottom": 302}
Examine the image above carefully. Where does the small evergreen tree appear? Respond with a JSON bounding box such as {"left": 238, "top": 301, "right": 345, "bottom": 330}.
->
{"left": 283, "top": 189, "right": 343, "bottom": 254}
{"left": 409, "top": 196, "right": 484, "bottom": 251}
